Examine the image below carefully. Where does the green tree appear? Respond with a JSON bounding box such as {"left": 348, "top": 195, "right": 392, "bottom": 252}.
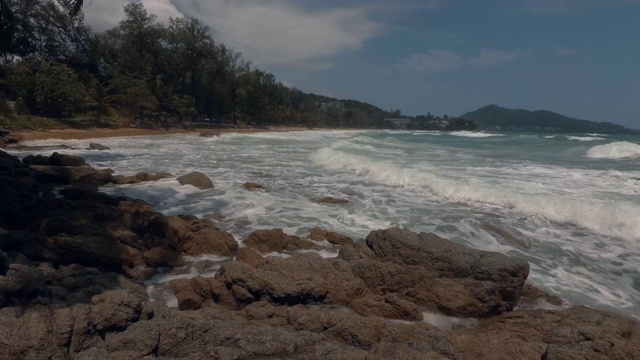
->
{"left": 7, "top": 57, "right": 86, "bottom": 117}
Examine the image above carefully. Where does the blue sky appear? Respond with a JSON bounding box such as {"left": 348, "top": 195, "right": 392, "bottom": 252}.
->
{"left": 86, "top": 0, "right": 640, "bottom": 128}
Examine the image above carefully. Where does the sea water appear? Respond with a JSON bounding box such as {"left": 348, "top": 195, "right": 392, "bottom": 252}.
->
{"left": 15, "top": 130, "right": 640, "bottom": 320}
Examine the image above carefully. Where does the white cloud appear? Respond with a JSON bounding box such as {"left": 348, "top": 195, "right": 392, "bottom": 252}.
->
{"left": 468, "top": 49, "right": 523, "bottom": 67}
{"left": 82, "top": 0, "right": 130, "bottom": 31}
{"left": 141, "top": 0, "right": 183, "bottom": 23}
{"left": 172, "top": 1, "right": 382, "bottom": 66}
{"left": 397, "top": 50, "right": 463, "bottom": 72}
{"left": 83, "top": 0, "right": 183, "bottom": 31}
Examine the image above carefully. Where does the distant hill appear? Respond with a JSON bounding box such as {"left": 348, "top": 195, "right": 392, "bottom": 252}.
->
{"left": 460, "top": 105, "right": 638, "bottom": 134}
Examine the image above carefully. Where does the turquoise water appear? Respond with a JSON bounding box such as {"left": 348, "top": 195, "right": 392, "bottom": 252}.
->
{"left": 17, "top": 130, "right": 640, "bottom": 319}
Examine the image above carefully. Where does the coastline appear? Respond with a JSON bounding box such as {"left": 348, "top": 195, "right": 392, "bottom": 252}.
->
{"left": 1, "top": 137, "right": 639, "bottom": 358}
{"left": 15, "top": 126, "right": 311, "bottom": 141}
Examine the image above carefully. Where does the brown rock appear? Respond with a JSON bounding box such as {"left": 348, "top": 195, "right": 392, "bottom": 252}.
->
{"left": 121, "top": 245, "right": 145, "bottom": 267}
{"left": 318, "top": 196, "right": 349, "bottom": 204}
{"left": 243, "top": 228, "right": 319, "bottom": 253}
{"left": 520, "top": 283, "right": 563, "bottom": 307}
{"left": 89, "top": 142, "right": 111, "bottom": 150}
{"left": 30, "top": 164, "right": 98, "bottom": 183}
{"left": 177, "top": 171, "right": 213, "bottom": 189}
{"left": 341, "top": 228, "right": 530, "bottom": 318}
{"left": 243, "top": 182, "right": 268, "bottom": 192}
{"left": 167, "top": 215, "right": 238, "bottom": 256}
{"left": 452, "top": 306, "right": 640, "bottom": 360}
{"left": 198, "top": 130, "right": 221, "bottom": 137}
{"left": 49, "top": 152, "right": 86, "bottom": 167}
{"left": 216, "top": 253, "right": 370, "bottom": 307}
{"left": 143, "top": 247, "right": 184, "bottom": 268}
{"left": 236, "top": 246, "right": 265, "bottom": 268}
{"left": 309, "top": 227, "right": 353, "bottom": 246}
{"left": 46, "top": 233, "right": 125, "bottom": 272}
{"left": 21, "top": 154, "right": 50, "bottom": 166}
{"left": 350, "top": 294, "right": 424, "bottom": 321}
{"left": 170, "top": 279, "right": 204, "bottom": 310}
{"left": 0, "top": 151, "right": 27, "bottom": 174}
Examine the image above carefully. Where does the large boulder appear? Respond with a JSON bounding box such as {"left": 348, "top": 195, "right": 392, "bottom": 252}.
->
{"left": 167, "top": 215, "right": 238, "bottom": 256}
{"left": 0, "top": 261, "right": 147, "bottom": 308}
{"left": 235, "top": 247, "right": 265, "bottom": 268}
{"left": 49, "top": 152, "right": 86, "bottom": 167}
{"left": 89, "top": 142, "right": 111, "bottom": 150}
{"left": 29, "top": 164, "right": 115, "bottom": 185}
{"left": 243, "top": 228, "right": 318, "bottom": 253}
{"left": 452, "top": 306, "right": 640, "bottom": 360}
{"left": 143, "top": 247, "right": 184, "bottom": 268}
{"left": 0, "top": 286, "right": 152, "bottom": 358}
{"left": 0, "top": 150, "right": 26, "bottom": 172}
{"left": 112, "top": 171, "right": 173, "bottom": 185}
{"left": 340, "top": 228, "right": 530, "bottom": 318}
{"left": 177, "top": 171, "right": 213, "bottom": 189}
{"left": 309, "top": 227, "right": 353, "bottom": 246}
{"left": 216, "top": 253, "right": 370, "bottom": 308}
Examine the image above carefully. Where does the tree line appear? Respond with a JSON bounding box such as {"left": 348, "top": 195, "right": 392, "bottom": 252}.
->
{"left": 0, "top": 0, "right": 475, "bottom": 130}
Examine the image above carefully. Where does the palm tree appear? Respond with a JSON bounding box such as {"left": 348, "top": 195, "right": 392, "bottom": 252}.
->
{"left": 0, "top": 0, "right": 83, "bottom": 54}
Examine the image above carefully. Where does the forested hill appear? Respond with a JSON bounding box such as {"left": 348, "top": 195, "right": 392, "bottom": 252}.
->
{"left": 461, "top": 105, "right": 638, "bottom": 134}
{"left": 0, "top": 1, "right": 473, "bottom": 131}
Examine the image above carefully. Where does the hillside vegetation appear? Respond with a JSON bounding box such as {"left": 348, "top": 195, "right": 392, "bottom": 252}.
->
{"left": 0, "top": 0, "right": 473, "bottom": 131}
{"left": 461, "top": 105, "right": 637, "bottom": 134}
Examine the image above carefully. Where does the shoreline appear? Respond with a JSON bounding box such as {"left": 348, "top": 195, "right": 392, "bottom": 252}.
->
{"left": 15, "top": 126, "right": 312, "bottom": 141}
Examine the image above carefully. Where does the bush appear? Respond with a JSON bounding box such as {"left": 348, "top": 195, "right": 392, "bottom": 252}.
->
{"left": 6, "top": 58, "right": 87, "bottom": 118}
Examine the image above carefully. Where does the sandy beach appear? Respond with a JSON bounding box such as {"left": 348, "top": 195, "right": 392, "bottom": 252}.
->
{"left": 16, "top": 126, "right": 308, "bottom": 141}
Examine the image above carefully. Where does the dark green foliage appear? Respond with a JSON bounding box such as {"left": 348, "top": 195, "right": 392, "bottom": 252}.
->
{"left": 462, "top": 105, "right": 636, "bottom": 134}
{"left": 0, "top": 0, "right": 475, "bottom": 131}
{"left": 6, "top": 58, "right": 86, "bottom": 117}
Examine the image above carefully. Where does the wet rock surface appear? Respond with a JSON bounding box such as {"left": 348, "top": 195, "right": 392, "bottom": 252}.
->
{"left": 177, "top": 171, "right": 214, "bottom": 189}
{"left": 1, "top": 148, "right": 639, "bottom": 359}
{"left": 243, "top": 181, "right": 268, "bottom": 192}
{"left": 318, "top": 196, "right": 350, "bottom": 204}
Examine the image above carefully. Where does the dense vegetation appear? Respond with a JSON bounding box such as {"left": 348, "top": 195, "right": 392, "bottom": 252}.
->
{"left": 0, "top": 0, "right": 474, "bottom": 130}
{"left": 461, "top": 105, "right": 637, "bottom": 134}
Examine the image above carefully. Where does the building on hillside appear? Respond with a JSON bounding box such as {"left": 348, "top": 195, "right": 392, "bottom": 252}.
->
{"left": 385, "top": 118, "right": 411, "bottom": 129}
{"left": 320, "top": 101, "right": 345, "bottom": 111}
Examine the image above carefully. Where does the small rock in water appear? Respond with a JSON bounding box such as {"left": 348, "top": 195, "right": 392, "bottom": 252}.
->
{"left": 318, "top": 196, "right": 349, "bottom": 205}
{"left": 177, "top": 171, "right": 214, "bottom": 189}
{"left": 243, "top": 182, "right": 268, "bottom": 192}
{"left": 198, "top": 130, "right": 221, "bottom": 137}
{"left": 89, "top": 142, "right": 111, "bottom": 150}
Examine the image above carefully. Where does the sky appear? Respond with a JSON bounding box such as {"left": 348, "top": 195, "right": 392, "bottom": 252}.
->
{"left": 83, "top": 0, "right": 640, "bottom": 129}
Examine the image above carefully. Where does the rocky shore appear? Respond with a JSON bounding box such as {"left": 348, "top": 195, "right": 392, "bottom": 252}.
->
{"left": 1, "top": 146, "right": 639, "bottom": 359}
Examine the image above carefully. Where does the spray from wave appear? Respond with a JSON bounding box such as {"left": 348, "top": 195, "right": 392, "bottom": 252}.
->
{"left": 586, "top": 141, "right": 640, "bottom": 159}
{"left": 449, "top": 131, "right": 504, "bottom": 138}
{"left": 311, "top": 147, "right": 640, "bottom": 241}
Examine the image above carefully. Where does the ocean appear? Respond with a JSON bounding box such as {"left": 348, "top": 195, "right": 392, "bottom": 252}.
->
{"left": 16, "top": 130, "right": 640, "bottom": 320}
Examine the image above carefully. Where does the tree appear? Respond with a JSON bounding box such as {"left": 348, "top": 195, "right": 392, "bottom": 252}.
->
{"left": 7, "top": 57, "right": 86, "bottom": 117}
{"left": 0, "top": 0, "right": 83, "bottom": 59}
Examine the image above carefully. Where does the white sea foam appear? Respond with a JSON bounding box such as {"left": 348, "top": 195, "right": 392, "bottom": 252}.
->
{"left": 310, "top": 147, "right": 640, "bottom": 241}
{"left": 567, "top": 136, "right": 606, "bottom": 141}
{"left": 422, "top": 311, "right": 478, "bottom": 330}
{"left": 586, "top": 141, "right": 640, "bottom": 159}
{"left": 18, "top": 130, "right": 640, "bottom": 320}
{"left": 449, "top": 131, "right": 504, "bottom": 138}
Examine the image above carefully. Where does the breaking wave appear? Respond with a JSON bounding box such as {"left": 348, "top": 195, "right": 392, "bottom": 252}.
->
{"left": 311, "top": 147, "right": 640, "bottom": 241}
{"left": 449, "top": 131, "right": 504, "bottom": 138}
{"left": 586, "top": 141, "right": 640, "bottom": 159}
